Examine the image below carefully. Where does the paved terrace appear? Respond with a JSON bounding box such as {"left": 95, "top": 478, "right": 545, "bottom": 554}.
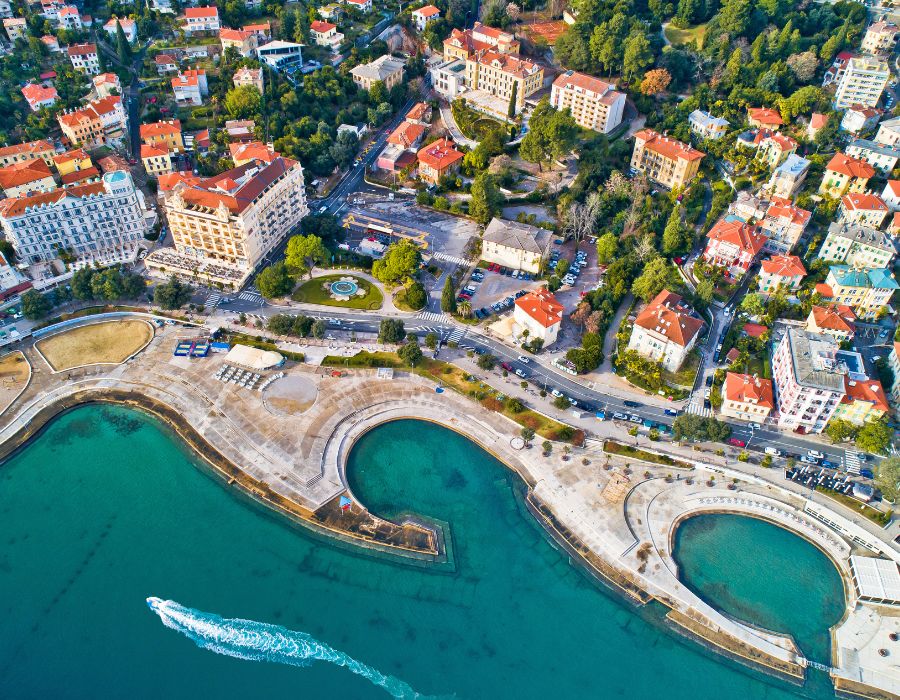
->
{"left": 1, "top": 318, "right": 899, "bottom": 698}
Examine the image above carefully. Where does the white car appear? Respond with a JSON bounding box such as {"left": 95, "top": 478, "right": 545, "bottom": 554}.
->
{"left": 748, "top": 422, "right": 762, "bottom": 430}
{"left": 517, "top": 355, "right": 530, "bottom": 364}
{"left": 550, "top": 388, "right": 563, "bottom": 398}
{"left": 807, "top": 450, "right": 825, "bottom": 459}
{"left": 764, "top": 447, "right": 782, "bottom": 456}
{"left": 704, "top": 388, "right": 711, "bottom": 399}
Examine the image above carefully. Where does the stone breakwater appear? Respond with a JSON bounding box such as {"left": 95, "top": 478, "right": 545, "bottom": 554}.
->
{"left": 0, "top": 317, "right": 898, "bottom": 698}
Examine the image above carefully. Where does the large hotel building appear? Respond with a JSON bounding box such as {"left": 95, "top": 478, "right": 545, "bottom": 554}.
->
{"left": 147, "top": 157, "right": 308, "bottom": 287}
{"left": 630, "top": 129, "right": 705, "bottom": 189}
{"left": 550, "top": 71, "right": 626, "bottom": 134}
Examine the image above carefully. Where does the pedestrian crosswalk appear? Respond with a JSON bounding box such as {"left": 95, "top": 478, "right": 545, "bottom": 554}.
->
{"left": 432, "top": 252, "right": 470, "bottom": 267}
{"left": 238, "top": 290, "right": 264, "bottom": 304}
{"left": 685, "top": 399, "right": 712, "bottom": 417}
{"left": 408, "top": 325, "right": 442, "bottom": 335}
{"left": 446, "top": 327, "right": 465, "bottom": 344}
{"left": 416, "top": 311, "right": 448, "bottom": 323}
{"left": 205, "top": 292, "right": 221, "bottom": 308}
{"left": 843, "top": 447, "right": 862, "bottom": 474}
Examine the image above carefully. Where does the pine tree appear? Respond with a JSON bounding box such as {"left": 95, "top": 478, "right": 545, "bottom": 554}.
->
{"left": 116, "top": 21, "right": 132, "bottom": 65}
{"left": 507, "top": 81, "right": 518, "bottom": 119}
{"left": 441, "top": 276, "right": 457, "bottom": 313}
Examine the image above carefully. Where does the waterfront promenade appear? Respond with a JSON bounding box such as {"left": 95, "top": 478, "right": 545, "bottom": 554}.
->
{"left": 0, "top": 316, "right": 899, "bottom": 699}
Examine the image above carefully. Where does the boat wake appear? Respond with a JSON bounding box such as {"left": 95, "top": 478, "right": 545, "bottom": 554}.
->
{"left": 147, "top": 597, "right": 427, "bottom": 699}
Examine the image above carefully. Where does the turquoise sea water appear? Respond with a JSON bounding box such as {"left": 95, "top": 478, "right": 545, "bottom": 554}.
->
{"left": 0, "top": 407, "right": 843, "bottom": 699}
{"left": 672, "top": 513, "right": 846, "bottom": 664}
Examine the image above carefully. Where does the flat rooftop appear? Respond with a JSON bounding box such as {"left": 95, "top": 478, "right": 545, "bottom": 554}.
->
{"left": 851, "top": 555, "right": 900, "bottom": 604}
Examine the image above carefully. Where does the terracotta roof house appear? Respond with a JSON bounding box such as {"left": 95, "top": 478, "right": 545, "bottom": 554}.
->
{"left": 748, "top": 107, "right": 784, "bottom": 129}
{"left": 840, "top": 192, "right": 889, "bottom": 228}
{"left": 806, "top": 304, "right": 857, "bottom": 341}
{"left": 416, "top": 137, "right": 463, "bottom": 185}
{"left": 721, "top": 372, "right": 775, "bottom": 421}
{"left": 759, "top": 254, "right": 807, "bottom": 293}
{"left": 0, "top": 140, "right": 56, "bottom": 168}
{"left": 228, "top": 141, "right": 279, "bottom": 166}
{"left": 513, "top": 287, "right": 564, "bottom": 346}
{"left": 703, "top": 219, "right": 767, "bottom": 278}
{"left": 834, "top": 377, "right": 890, "bottom": 426}
{"left": 0, "top": 158, "right": 56, "bottom": 197}
{"left": 627, "top": 289, "right": 704, "bottom": 372}
{"left": 21, "top": 83, "right": 58, "bottom": 111}
{"left": 820, "top": 152, "right": 876, "bottom": 197}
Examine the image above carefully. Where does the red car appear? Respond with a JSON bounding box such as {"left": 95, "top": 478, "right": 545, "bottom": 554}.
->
{"left": 673, "top": 256, "right": 685, "bottom": 265}
{"left": 728, "top": 438, "right": 746, "bottom": 448}
{"left": 501, "top": 362, "right": 513, "bottom": 372}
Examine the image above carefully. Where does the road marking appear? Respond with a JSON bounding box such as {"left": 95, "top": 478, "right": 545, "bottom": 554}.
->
{"left": 205, "top": 292, "right": 221, "bottom": 308}
{"left": 416, "top": 311, "right": 449, "bottom": 323}
{"left": 238, "top": 291, "right": 264, "bottom": 303}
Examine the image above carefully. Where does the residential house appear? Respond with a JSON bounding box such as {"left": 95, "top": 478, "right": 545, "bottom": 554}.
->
{"left": 155, "top": 53, "right": 179, "bottom": 74}
{"left": 228, "top": 141, "right": 279, "bottom": 166}
{"left": 465, "top": 51, "right": 543, "bottom": 118}
{"left": 630, "top": 129, "right": 704, "bottom": 190}
{"left": 481, "top": 217, "right": 552, "bottom": 274}
{"left": 412, "top": 5, "right": 440, "bottom": 31}
{"left": 41, "top": 34, "right": 60, "bottom": 52}
{"left": 703, "top": 219, "right": 767, "bottom": 278}
{"left": 839, "top": 193, "right": 890, "bottom": 228}
{"left": 141, "top": 144, "right": 173, "bottom": 177}
{"left": 748, "top": 107, "right": 783, "bottom": 130}
{"left": 739, "top": 129, "right": 797, "bottom": 168}
{"left": 377, "top": 120, "right": 426, "bottom": 172}
{"left": 351, "top": 54, "right": 406, "bottom": 91}
{"left": 876, "top": 115, "right": 900, "bottom": 146}
{"left": 846, "top": 138, "right": 900, "bottom": 174}
{"left": 405, "top": 102, "right": 432, "bottom": 125}
{"left": 550, "top": 71, "right": 626, "bottom": 134}
{"left": 808, "top": 112, "right": 829, "bottom": 141}
{"left": 819, "top": 152, "right": 875, "bottom": 198}
{"left": 689, "top": 110, "right": 729, "bottom": 140}
{"left": 759, "top": 197, "right": 811, "bottom": 254}
{"left": 416, "top": 137, "right": 463, "bottom": 185}
{"left": 105, "top": 17, "right": 137, "bottom": 43}
{"left": 0, "top": 170, "right": 148, "bottom": 266}
{"left": 513, "top": 287, "right": 564, "bottom": 347}
{"left": 833, "top": 378, "right": 890, "bottom": 426}
{"left": 148, "top": 158, "right": 308, "bottom": 287}
{"left": 310, "top": 20, "right": 343, "bottom": 50}
{"left": 183, "top": 6, "right": 220, "bottom": 34}
{"left": 21, "top": 83, "right": 57, "bottom": 111}
{"left": 172, "top": 70, "right": 208, "bottom": 106}
{"left": 806, "top": 304, "right": 857, "bottom": 342}
{"left": 319, "top": 3, "right": 343, "bottom": 22}
{"left": 834, "top": 56, "right": 889, "bottom": 108}
{"left": 233, "top": 66, "right": 263, "bottom": 93}
{"left": 840, "top": 105, "right": 883, "bottom": 134}
{"left": 768, "top": 154, "right": 810, "bottom": 199}
{"left": 219, "top": 28, "right": 258, "bottom": 57}
{"left": 67, "top": 43, "right": 99, "bottom": 74}
{"left": 0, "top": 159, "right": 56, "bottom": 197}
{"left": 345, "top": 0, "right": 372, "bottom": 12}
{"left": 862, "top": 20, "right": 899, "bottom": 55}
{"left": 758, "top": 255, "right": 806, "bottom": 293}
{"left": 140, "top": 120, "right": 184, "bottom": 153}
{"left": 818, "top": 222, "right": 895, "bottom": 269}
{"left": 58, "top": 96, "right": 127, "bottom": 149}
{"left": 56, "top": 5, "right": 81, "bottom": 29}
{"left": 93, "top": 72, "right": 121, "bottom": 99}
{"left": 627, "top": 289, "right": 704, "bottom": 372}
{"left": 53, "top": 148, "right": 97, "bottom": 186}
{"left": 0, "top": 140, "right": 55, "bottom": 168}
{"left": 3, "top": 17, "right": 25, "bottom": 41}
{"left": 225, "top": 119, "right": 256, "bottom": 142}
{"left": 256, "top": 41, "right": 303, "bottom": 72}
{"left": 772, "top": 328, "right": 846, "bottom": 433}
{"left": 721, "top": 373, "right": 775, "bottom": 422}
{"left": 882, "top": 180, "right": 900, "bottom": 210}
{"left": 819, "top": 265, "right": 899, "bottom": 317}
{"left": 443, "top": 23, "right": 519, "bottom": 62}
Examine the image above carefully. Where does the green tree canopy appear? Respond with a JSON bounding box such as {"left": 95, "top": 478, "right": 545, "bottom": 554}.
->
{"left": 154, "top": 276, "right": 193, "bottom": 310}
{"left": 372, "top": 240, "right": 421, "bottom": 284}
{"left": 21, "top": 289, "right": 52, "bottom": 320}
{"left": 378, "top": 318, "right": 406, "bottom": 343}
{"left": 856, "top": 418, "right": 893, "bottom": 455}
{"left": 519, "top": 99, "right": 578, "bottom": 170}
{"left": 876, "top": 457, "right": 900, "bottom": 501}
{"left": 405, "top": 280, "right": 427, "bottom": 310}
{"left": 285, "top": 234, "right": 328, "bottom": 279}
{"left": 398, "top": 339, "right": 424, "bottom": 366}
{"left": 441, "top": 276, "right": 457, "bottom": 313}
{"left": 469, "top": 172, "right": 503, "bottom": 225}
{"left": 256, "top": 262, "right": 294, "bottom": 298}
{"left": 631, "top": 257, "right": 674, "bottom": 302}
{"left": 224, "top": 85, "right": 262, "bottom": 120}
{"left": 595, "top": 232, "right": 618, "bottom": 263}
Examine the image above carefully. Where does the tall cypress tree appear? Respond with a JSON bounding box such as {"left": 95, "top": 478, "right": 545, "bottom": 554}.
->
{"left": 116, "top": 21, "right": 132, "bottom": 65}
{"left": 507, "top": 81, "right": 518, "bottom": 119}
{"left": 441, "top": 276, "right": 457, "bottom": 313}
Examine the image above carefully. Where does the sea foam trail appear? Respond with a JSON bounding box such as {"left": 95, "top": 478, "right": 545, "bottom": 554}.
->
{"left": 147, "top": 597, "right": 426, "bottom": 699}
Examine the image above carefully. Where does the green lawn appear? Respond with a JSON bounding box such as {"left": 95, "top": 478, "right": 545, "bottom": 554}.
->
{"left": 604, "top": 440, "right": 693, "bottom": 469}
{"left": 664, "top": 22, "right": 708, "bottom": 48}
{"left": 663, "top": 349, "right": 701, "bottom": 388}
{"left": 292, "top": 274, "right": 383, "bottom": 310}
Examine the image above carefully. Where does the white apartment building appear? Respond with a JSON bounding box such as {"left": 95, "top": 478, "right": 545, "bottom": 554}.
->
{"left": 0, "top": 170, "right": 148, "bottom": 265}
{"left": 257, "top": 41, "right": 303, "bottom": 73}
{"left": 67, "top": 43, "right": 99, "bottom": 75}
{"left": 481, "top": 217, "right": 551, "bottom": 274}
{"left": 818, "top": 221, "right": 896, "bottom": 269}
{"left": 550, "top": 71, "right": 625, "bottom": 134}
{"left": 430, "top": 58, "right": 467, "bottom": 99}
{"left": 627, "top": 289, "right": 704, "bottom": 372}
{"left": 834, "top": 56, "right": 890, "bottom": 109}
{"left": 172, "top": 70, "right": 208, "bottom": 106}
{"left": 862, "top": 21, "right": 899, "bottom": 55}
{"left": 183, "top": 6, "right": 220, "bottom": 34}
{"left": 772, "top": 328, "right": 846, "bottom": 433}
{"left": 148, "top": 158, "right": 308, "bottom": 287}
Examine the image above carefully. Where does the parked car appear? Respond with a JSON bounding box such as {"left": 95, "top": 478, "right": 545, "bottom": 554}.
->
{"left": 515, "top": 368, "right": 528, "bottom": 378}
{"left": 612, "top": 412, "right": 628, "bottom": 420}
{"left": 550, "top": 388, "right": 563, "bottom": 398}
{"left": 628, "top": 414, "right": 642, "bottom": 423}
{"left": 664, "top": 408, "right": 679, "bottom": 417}
{"left": 623, "top": 400, "right": 641, "bottom": 408}
{"left": 517, "top": 355, "right": 530, "bottom": 364}
{"left": 807, "top": 450, "right": 825, "bottom": 459}
{"left": 728, "top": 438, "right": 746, "bottom": 448}
{"left": 764, "top": 447, "right": 782, "bottom": 456}
{"left": 748, "top": 422, "right": 762, "bottom": 430}
{"left": 500, "top": 362, "right": 513, "bottom": 372}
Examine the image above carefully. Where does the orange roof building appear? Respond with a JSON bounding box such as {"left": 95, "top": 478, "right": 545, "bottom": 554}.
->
{"left": 820, "top": 152, "right": 876, "bottom": 197}
{"left": 21, "top": 83, "right": 58, "bottom": 111}
{"left": 627, "top": 290, "right": 705, "bottom": 372}
{"left": 140, "top": 119, "right": 185, "bottom": 153}
{"left": 0, "top": 140, "right": 56, "bottom": 168}
{"left": 703, "top": 219, "right": 767, "bottom": 277}
{"left": 388, "top": 121, "right": 427, "bottom": 149}
{"left": 722, "top": 372, "right": 775, "bottom": 421}
{"left": 513, "top": 287, "right": 564, "bottom": 346}
{"left": 631, "top": 129, "right": 704, "bottom": 190}
{"left": 228, "top": 141, "right": 279, "bottom": 166}
{"left": 759, "top": 255, "right": 806, "bottom": 292}
{"left": 840, "top": 192, "right": 889, "bottom": 228}
{"left": 0, "top": 158, "right": 56, "bottom": 197}
{"left": 835, "top": 377, "right": 890, "bottom": 425}
{"left": 748, "top": 107, "right": 784, "bottom": 129}
{"left": 806, "top": 304, "right": 857, "bottom": 341}
{"left": 416, "top": 137, "right": 463, "bottom": 185}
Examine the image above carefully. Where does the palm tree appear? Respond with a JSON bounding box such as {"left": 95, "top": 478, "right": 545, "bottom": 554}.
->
{"left": 458, "top": 300, "right": 472, "bottom": 318}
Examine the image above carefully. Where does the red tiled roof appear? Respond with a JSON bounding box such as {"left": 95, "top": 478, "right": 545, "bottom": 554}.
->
{"left": 141, "top": 143, "right": 169, "bottom": 158}
{"left": 21, "top": 83, "right": 57, "bottom": 105}
{"left": 724, "top": 372, "right": 774, "bottom": 408}
{"left": 514, "top": 287, "right": 564, "bottom": 328}
{"left": 0, "top": 158, "right": 54, "bottom": 190}
{"left": 843, "top": 378, "right": 889, "bottom": 412}
{"left": 826, "top": 152, "right": 876, "bottom": 179}
{"left": 810, "top": 113, "right": 829, "bottom": 129}
{"left": 60, "top": 166, "right": 99, "bottom": 185}
{"left": 406, "top": 102, "right": 430, "bottom": 121}
{"left": 0, "top": 140, "right": 53, "bottom": 160}
{"left": 228, "top": 141, "right": 279, "bottom": 163}
{"left": 760, "top": 254, "right": 806, "bottom": 278}
{"left": 742, "top": 323, "right": 768, "bottom": 338}
{"left": 553, "top": 70, "right": 618, "bottom": 97}
{"left": 810, "top": 304, "right": 856, "bottom": 333}
{"left": 633, "top": 289, "right": 704, "bottom": 348}
{"left": 140, "top": 119, "right": 182, "bottom": 140}
{"left": 634, "top": 129, "right": 704, "bottom": 162}
{"left": 748, "top": 107, "right": 783, "bottom": 126}
{"left": 765, "top": 197, "right": 811, "bottom": 227}
{"left": 842, "top": 192, "right": 888, "bottom": 211}
{"left": 157, "top": 171, "right": 201, "bottom": 191}
{"left": 52, "top": 148, "right": 89, "bottom": 165}
{"left": 67, "top": 42, "right": 96, "bottom": 57}
{"left": 185, "top": 6, "right": 218, "bottom": 18}
{"left": 413, "top": 4, "right": 440, "bottom": 17}
{"left": 388, "top": 121, "right": 426, "bottom": 148}
{"left": 155, "top": 53, "right": 177, "bottom": 65}
{"left": 310, "top": 20, "right": 336, "bottom": 33}
{"left": 417, "top": 137, "right": 463, "bottom": 169}
{"left": 707, "top": 219, "right": 767, "bottom": 255}
{"left": 219, "top": 28, "right": 254, "bottom": 41}
{"left": 169, "top": 157, "right": 298, "bottom": 214}
{"left": 0, "top": 181, "right": 104, "bottom": 217}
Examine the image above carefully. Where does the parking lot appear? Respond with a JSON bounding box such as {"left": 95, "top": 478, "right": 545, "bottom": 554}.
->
{"left": 461, "top": 266, "right": 538, "bottom": 317}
